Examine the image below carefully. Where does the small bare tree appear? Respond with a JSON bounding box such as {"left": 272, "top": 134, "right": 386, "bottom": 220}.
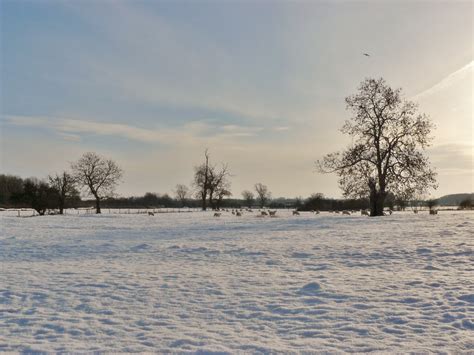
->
{"left": 193, "top": 149, "right": 231, "bottom": 210}
{"left": 241, "top": 190, "right": 255, "bottom": 208}
{"left": 71, "top": 152, "right": 123, "bottom": 214}
{"left": 255, "top": 183, "right": 271, "bottom": 208}
{"left": 318, "top": 78, "right": 437, "bottom": 216}
{"left": 193, "top": 149, "right": 211, "bottom": 211}
{"left": 215, "top": 180, "right": 232, "bottom": 209}
{"left": 175, "top": 184, "right": 189, "bottom": 207}
{"left": 208, "top": 163, "right": 231, "bottom": 210}
{"left": 48, "top": 171, "right": 78, "bottom": 214}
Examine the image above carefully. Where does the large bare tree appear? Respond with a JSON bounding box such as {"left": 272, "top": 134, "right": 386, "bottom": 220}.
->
{"left": 71, "top": 152, "right": 123, "bottom": 214}
{"left": 318, "top": 78, "right": 437, "bottom": 216}
{"left": 48, "top": 171, "right": 78, "bottom": 214}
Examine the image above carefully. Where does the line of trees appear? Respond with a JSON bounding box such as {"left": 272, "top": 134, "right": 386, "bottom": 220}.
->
{"left": 0, "top": 152, "right": 123, "bottom": 215}
{"left": 0, "top": 171, "right": 410, "bottom": 213}
{"left": 1, "top": 175, "right": 81, "bottom": 215}
{"left": 0, "top": 170, "right": 449, "bottom": 214}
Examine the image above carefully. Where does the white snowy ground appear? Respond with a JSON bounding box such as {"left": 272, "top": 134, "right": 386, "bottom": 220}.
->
{"left": 0, "top": 210, "right": 473, "bottom": 353}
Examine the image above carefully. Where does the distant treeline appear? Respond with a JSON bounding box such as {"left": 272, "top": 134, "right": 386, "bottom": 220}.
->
{"left": 2, "top": 174, "right": 471, "bottom": 213}
{"left": 0, "top": 174, "right": 81, "bottom": 214}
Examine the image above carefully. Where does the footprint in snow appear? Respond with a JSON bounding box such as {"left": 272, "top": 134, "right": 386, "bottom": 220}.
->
{"left": 291, "top": 252, "right": 313, "bottom": 259}
{"left": 131, "top": 244, "right": 151, "bottom": 251}
{"left": 299, "top": 282, "right": 321, "bottom": 295}
{"left": 416, "top": 248, "right": 432, "bottom": 254}
{"left": 457, "top": 294, "right": 474, "bottom": 304}
{"left": 461, "top": 319, "right": 474, "bottom": 330}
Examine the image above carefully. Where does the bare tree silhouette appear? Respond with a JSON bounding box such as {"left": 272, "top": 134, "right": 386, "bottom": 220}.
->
{"left": 71, "top": 152, "right": 123, "bottom": 214}
{"left": 318, "top": 78, "right": 437, "bottom": 216}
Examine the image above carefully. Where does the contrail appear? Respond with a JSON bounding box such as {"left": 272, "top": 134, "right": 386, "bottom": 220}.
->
{"left": 413, "top": 61, "right": 473, "bottom": 100}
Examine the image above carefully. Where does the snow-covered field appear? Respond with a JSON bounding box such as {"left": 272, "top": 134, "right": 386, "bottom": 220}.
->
{"left": 1, "top": 210, "right": 473, "bottom": 352}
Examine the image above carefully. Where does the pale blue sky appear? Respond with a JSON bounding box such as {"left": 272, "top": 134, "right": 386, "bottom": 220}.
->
{"left": 1, "top": 0, "right": 472, "bottom": 198}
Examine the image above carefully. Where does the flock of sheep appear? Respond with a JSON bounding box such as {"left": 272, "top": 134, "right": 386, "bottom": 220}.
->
{"left": 142, "top": 208, "right": 423, "bottom": 218}
{"left": 210, "top": 208, "right": 373, "bottom": 218}
{"left": 145, "top": 208, "right": 435, "bottom": 218}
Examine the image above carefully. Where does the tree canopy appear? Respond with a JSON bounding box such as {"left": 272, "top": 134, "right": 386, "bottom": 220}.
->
{"left": 318, "top": 78, "right": 437, "bottom": 216}
{"left": 71, "top": 152, "right": 123, "bottom": 214}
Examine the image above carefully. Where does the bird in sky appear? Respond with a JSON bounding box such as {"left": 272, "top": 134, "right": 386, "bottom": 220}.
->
{"left": 363, "top": 53, "right": 370, "bottom": 57}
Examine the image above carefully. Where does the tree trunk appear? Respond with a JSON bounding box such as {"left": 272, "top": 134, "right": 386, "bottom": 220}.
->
{"left": 208, "top": 191, "right": 215, "bottom": 210}
{"left": 370, "top": 191, "right": 386, "bottom": 216}
{"left": 201, "top": 192, "right": 207, "bottom": 211}
{"left": 59, "top": 199, "right": 64, "bottom": 215}
{"left": 95, "top": 197, "right": 101, "bottom": 214}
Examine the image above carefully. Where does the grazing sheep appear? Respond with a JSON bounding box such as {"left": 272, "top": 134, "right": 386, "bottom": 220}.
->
{"left": 268, "top": 210, "right": 277, "bottom": 216}
{"left": 342, "top": 210, "right": 351, "bottom": 215}
{"left": 214, "top": 212, "right": 221, "bottom": 217}
{"left": 148, "top": 212, "right": 155, "bottom": 216}
{"left": 236, "top": 211, "right": 242, "bottom": 216}
{"left": 315, "top": 210, "right": 320, "bottom": 214}
{"left": 261, "top": 211, "right": 268, "bottom": 216}
{"left": 414, "top": 210, "right": 418, "bottom": 214}
{"left": 292, "top": 211, "right": 300, "bottom": 216}
{"left": 429, "top": 210, "right": 438, "bottom": 215}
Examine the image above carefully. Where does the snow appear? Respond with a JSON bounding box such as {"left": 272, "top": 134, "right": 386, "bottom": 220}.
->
{"left": 0, "top": 210, "right": 473, "bottom": 352}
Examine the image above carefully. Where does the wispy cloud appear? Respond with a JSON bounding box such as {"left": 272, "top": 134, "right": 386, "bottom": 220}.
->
{"left": 413, "top": 61, "right": 473, "bottom": 100}
{"left": 3, "top": 114, "right": 272, "bottom": 145}
{"left": 428, "top": 143, "right": 473, "bottom": 175}
{"left": 273, "top": 126, "right": 290, "bottom": 131}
